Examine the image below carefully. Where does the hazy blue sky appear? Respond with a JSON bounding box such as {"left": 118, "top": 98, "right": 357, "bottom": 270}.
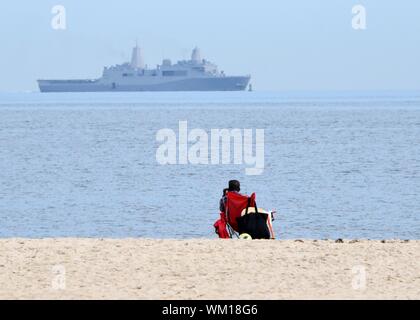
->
{"left": 0, "top": 0, "right": 419, "bottom": 92}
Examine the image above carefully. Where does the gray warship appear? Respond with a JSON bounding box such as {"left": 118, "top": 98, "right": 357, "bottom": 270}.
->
{"left": 38, "top": 46, "right": 251, "bottom": 92}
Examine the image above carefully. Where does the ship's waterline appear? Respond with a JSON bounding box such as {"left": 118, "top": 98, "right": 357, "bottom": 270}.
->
{"left": 38, "top": 46, "right": 251, "bottom": 92}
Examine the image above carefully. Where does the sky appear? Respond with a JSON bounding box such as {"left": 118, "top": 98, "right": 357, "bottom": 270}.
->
{"left": 0, "top": 0, "right": 419, "bottom": 92}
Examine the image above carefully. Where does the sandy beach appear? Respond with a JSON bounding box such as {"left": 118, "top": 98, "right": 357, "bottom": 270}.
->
{"left": 0, "top": 239, "right": 419, "bottom": 300}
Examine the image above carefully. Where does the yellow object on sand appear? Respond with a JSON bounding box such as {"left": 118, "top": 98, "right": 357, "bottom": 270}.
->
{"left": 239, "top": 233, "right": 253, "bottom": 240}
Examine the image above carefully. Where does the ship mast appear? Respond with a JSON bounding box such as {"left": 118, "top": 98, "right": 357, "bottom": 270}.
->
{"left": 131, "top": 41, "right": 145, "bottom": 70}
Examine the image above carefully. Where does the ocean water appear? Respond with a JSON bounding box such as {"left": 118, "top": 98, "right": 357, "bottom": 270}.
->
{"left": 0, "top": 91, "right": 419, "bottom": 239}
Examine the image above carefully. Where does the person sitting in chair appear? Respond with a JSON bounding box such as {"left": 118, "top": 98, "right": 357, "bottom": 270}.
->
{"left": 216, "top": 179, "right": 276, "bottom": 239}
{"left": 219, "top": 180, "right": 241, "bottom": 213}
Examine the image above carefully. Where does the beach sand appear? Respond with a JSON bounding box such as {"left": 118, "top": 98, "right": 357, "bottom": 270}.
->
{"left": 0, "top": 239, "right": 419, "bottom": 300}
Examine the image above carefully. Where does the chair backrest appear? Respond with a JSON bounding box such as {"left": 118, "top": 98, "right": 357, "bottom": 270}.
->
{"left": 225, "top": 192, "right": 256, "bottom": 232}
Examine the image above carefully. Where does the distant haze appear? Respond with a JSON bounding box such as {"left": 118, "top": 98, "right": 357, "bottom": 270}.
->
{"left": 0, "top": 0, "right": 419, "bottom": 92}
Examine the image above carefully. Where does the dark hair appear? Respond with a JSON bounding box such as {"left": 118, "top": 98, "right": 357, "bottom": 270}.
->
{"left": 228, "top": 180, "right": 240, "bottom": 192}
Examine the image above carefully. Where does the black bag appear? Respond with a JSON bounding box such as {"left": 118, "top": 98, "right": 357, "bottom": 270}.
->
{"left": 237, "top": 201, "right": 271, "bottom": 239}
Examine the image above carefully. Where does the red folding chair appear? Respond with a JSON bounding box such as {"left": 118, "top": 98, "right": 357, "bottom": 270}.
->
{"left": 214, "top": 192, "right": 275, "bottom": 239}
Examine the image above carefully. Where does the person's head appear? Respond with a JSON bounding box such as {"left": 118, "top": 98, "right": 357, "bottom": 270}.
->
{"left": 228, "top": 180, "right": 240, "bottom": 192}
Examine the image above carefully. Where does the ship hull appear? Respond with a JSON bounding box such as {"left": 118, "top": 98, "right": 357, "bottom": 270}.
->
{"left": 38, "top": 76, "right": 251, "bottom": 92}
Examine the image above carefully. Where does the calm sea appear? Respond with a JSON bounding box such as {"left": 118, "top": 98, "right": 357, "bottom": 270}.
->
{"left": 0, "top": 91, "right": 419, "bottom": 239}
